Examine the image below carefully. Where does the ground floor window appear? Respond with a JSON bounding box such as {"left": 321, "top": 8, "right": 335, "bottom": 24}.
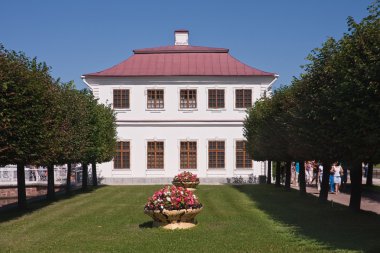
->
{"left": 114, "top": 141, "right": 130, "bottom": 169}
{"left": 236, "top": 141, "right": 252, "bottom": 169}
{"left": 208, "top": 141, "right": 225, "bottom": 169}
{"left": 180, "top": 141, "right": 197, "bottom": 169}
{"left": 113, "top": 139, "right": 255, "bottom": 171}
{"left": 147, "top": 141, "right": 164, "bottom": 169}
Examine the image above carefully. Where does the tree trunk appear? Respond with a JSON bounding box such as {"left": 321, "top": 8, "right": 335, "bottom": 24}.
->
{"left": 319, "top": 161, "right": 331, "bottom": 202}
{"left": 92, "top": 161, "right": 98, "bottom": 187}
{"left": 267, "top": 160, "right": 272, "bottom": 184}
{"left": 349, "top": 161, "right": 362, "bottom": 211}
{"left": 285, "top": 161, "right": 291, "bottom": 190}
{"left": 82, "top": 163, "right": 88, "bottom": 191}
{"left": 275, "top": 161, "right": 281, "bottom": 187}
{"left": 366, "top": 162, "right": 373, "bottom": 186}
{"left": 299, "top": 161, "right": 306, "bottom": 195}
{"left": 17, "top": 163, "right": 27, "bottom": 209}
{"left": 47, "top": 164, "right": 55, "bottom": 200}
{"left": 66, "top": 163, "right": 72, "bottom": 194}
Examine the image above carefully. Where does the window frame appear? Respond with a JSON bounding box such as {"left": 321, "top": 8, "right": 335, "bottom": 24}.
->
{"left": 235, "top": 140, "right": 253, "bottom": 169}
{"left": 179, "top": 140, "right": 198, "bottom": 170}
{"left": 207, "top": 88, "right": 226, "bottom": 110}
{"left": 146, "top": 141, "right": 165, "bottom": 170}
{"left": 146, "top": 88, "right": 165, "bottom": 110}
{"left": 112, "top": 88, "right": 130, "bottom": 110}
{"left": 207, "top": 140, "right": 226, "bottom": 169}
{"left": 179, "top": 89, "right": 198, "bottom": 110}
{"left": 114, "top": 141, "right": 131, "bottom": 169}
{"left": 234, "top": 88, "right": 252, "bottom": 109}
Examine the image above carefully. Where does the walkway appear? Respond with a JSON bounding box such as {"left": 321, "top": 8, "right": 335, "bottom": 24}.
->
{"left": 292, "top": 178, "right": 380, "bottom": 214}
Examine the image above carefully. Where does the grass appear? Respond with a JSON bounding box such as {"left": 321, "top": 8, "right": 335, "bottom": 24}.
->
{"left": 0, "top": 185, "right": 379, "bottom": 253}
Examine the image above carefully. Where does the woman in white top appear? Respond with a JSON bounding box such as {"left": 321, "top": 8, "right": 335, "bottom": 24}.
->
{"left": 331, "top": 162, "right": 343, "bottom": 193}
{"left": 318, "top": 163, "right": 323, "bottom": 192}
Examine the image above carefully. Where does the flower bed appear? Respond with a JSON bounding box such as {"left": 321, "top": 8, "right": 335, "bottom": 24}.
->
{"left": 172, "top": 171, "right": 200, "bottom": 190}
{"left": 144, "top": 185, "right": 203, "bottom": 229}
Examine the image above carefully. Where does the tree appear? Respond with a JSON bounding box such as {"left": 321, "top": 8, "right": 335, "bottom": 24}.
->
{"left": 0, "top": 44, "right": 56, "bottom": 208}
{"left": 57, "top": 84, "right": 92, "bottom": 194}
{"left": 79, "top": 91, "right": 116, "bottom": 190}
{"left": 88, "top": 102, "right": 117, "bottom": 187}
{"left": 243, "top": 1, "right": 380, "bottom": 211}
{"left": 267, "top": 160, "right": 272, "bottom": 184}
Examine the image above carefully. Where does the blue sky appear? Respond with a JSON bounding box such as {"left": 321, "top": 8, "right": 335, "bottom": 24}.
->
{"left": 0, "top": 0, "right": 374, "bottom": 90}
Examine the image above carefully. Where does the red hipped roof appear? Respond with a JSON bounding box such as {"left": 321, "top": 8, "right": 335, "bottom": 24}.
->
{"left": 83, "top": 45, "right": 275, "bottom": 77}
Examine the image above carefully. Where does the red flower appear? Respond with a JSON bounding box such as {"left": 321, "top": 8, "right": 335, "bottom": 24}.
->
{"left": 144, "top": 185, "right": 202, "bottom": 211}
{"left": 173, "top": 171, "right": 200, "bottom": 183}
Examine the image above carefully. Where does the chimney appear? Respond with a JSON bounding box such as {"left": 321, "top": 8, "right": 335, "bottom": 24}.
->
{"left": 174, "top": 30, "right": 189, "bottom": 45}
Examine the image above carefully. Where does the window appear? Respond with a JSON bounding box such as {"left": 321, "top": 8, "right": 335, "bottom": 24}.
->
{"left": 147, "top": 89, "right": 164, "bottom": 109}
{"left": 180, "top": 89, "right": 197, "bottom": 109}
{"left": 208, "top": 89, "right": 225, "bottom": 109}
{"left": 113, "top": 89, "right": 130, "bottom": 109}
{"left": 208, "top": 141, "right": 225, "bottom": 169}
{"left": 236, "top": 141, "right": 252, "bottom": 169}
{"left": 147, "top": 141, "right": 164, "bottom": 169}
{"left": 114, "top": 141, "right": 130, "bottom": 169}
{"left": 235, "top": 89, "right": 252, "bottom": 108}
{"left": 180, "top": 141, "right": 197, "bottom": 169}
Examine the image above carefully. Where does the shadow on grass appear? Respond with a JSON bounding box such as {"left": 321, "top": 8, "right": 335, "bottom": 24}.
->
{"left": 139, "top": 221, "right": 154, "bottom": 229}
{"left": 233, "top": 184, "right": 380, "bottom": 253}
{"left": 0, "top": 186, "right": 104, "bottom": 224}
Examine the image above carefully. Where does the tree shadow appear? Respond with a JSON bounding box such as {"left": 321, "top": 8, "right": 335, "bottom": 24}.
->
{"left": 233, "top": 184, "right": 380, "bottom": 253}
{"left": 0, "top": 185, "right": 105, "bottom": 224}
{"left": 336, "top": 183, "right": 380, "bottom": 204}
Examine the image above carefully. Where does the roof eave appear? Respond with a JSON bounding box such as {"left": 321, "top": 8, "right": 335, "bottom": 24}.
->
{"left": 82, "top": 74, "right": 276, "bottom": 78}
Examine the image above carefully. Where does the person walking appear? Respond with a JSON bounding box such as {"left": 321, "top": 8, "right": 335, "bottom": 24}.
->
{"left": 318, "top": 162, "right": 323, "bottom": 192}
{"left": 307, "top": 162, "right": 314, "bottom": 185}
{"left": 311, "top": 161, "right": 318, "bottom": 186}
{"left": 363, "top": 163, "right": 368, "bottom": 178}
{"left": 329, "top": 164, "right": 335, "bottom": 193}
{"left": 331, "top": 162, "right": 343, "bottom": 194}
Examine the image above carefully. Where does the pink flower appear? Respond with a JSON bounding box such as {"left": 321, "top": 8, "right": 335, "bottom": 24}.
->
{"left": 144, "top": 185, "right": 202, "bottom": 211}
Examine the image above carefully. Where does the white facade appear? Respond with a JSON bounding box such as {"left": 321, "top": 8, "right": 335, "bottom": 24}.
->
{"left": 82, "top": 31, "right": 277, "bottom": 184}
{"left": 83, "top": 76, "right": 276, "bottom": 184}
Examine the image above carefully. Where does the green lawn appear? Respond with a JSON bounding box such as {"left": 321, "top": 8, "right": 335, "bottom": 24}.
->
{"left": 0, "top": 185, "right": 379, "bottom": 253}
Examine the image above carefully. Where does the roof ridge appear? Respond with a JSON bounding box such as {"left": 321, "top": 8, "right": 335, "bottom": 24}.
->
{"left": 133, "top": 45, "right": 229, "bottom": 54}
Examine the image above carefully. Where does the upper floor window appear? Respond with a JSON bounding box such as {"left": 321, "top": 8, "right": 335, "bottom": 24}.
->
{"left": 208, "top": 89, "right": 225, "bottom": 109}
{"left": 180, "top": 89, "right": 197, "bottom": 109}
{"left": 208, "top": 141, "right": 225, "bottom": 169}
{"left": 236, "top": 141, "right": 252, "bottom": 169}
{"left": 114, "top": 141, "right": 130, "bottom": 169}
{"left": 235, "top": 89, "right": 252, "bottom": 108}
{"left": 113, "top": 89, "right": 130, "bottom": 109}
{"left": 147, "top": 89, "right": 164, "bottom": 109}
{"left": 147, "top": 141, "right": 164, "bottom": 169}
{"left": 180, "top": 141, "right": 197, "bottom": 169}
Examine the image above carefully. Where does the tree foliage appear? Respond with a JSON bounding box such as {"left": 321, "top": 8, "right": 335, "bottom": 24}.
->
{"left": 244, "top": 1, "right": 380, "bottom": 210}
{"left": 0, "top": 43, "right": 117, "bottom": 206}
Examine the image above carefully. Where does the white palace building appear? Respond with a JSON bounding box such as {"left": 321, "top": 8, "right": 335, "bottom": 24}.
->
{"left": 82, "top": 30, "right": 278, "bottom": 184}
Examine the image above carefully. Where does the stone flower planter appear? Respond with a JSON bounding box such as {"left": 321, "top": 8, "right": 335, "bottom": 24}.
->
{"left": 144, "top": 207, "right": 203, "bottom": 229}
{"left": 172, "top": 180, "right": 200, "bottom": 191}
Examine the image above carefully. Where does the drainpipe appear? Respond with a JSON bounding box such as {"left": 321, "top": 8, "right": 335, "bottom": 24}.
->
{"left": 81, "top": 75, "right": 92, "bottom": 91}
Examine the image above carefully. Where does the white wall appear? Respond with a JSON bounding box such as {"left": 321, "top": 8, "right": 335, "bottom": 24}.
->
{"left": 83, "top": 76, "right": 275, "bottom": 184}
{"left": 84, "top": 76, "right": 274, "bottom": 122}
{"left": 100, "top": 124, "right": 265, "bottom": 176}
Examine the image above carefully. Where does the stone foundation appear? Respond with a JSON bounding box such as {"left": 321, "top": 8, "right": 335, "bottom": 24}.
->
{"left": 102, "top": 177, "right": 228, "bottom": 185}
